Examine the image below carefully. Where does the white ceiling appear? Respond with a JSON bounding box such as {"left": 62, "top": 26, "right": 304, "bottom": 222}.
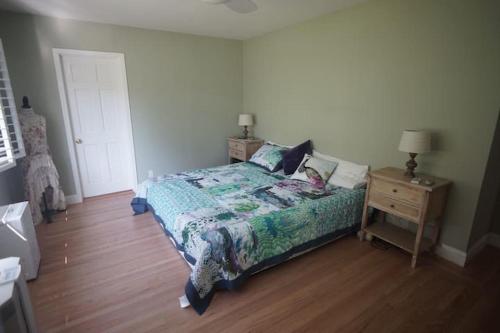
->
{"left": 0, "top": 0, "right": 368, "bottom": 40}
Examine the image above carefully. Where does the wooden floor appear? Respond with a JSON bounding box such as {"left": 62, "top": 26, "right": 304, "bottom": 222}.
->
{"left": 29, "top": 191, "right": 500, "bottom": 333}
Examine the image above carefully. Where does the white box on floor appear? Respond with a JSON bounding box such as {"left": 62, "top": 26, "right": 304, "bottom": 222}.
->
{"left": 0, "top": 202, "right": 40, "bottom": 280}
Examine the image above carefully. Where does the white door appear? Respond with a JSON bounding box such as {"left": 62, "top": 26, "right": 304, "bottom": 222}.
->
{"left": 61, "top": 53, "right": 136, "bottom": 198}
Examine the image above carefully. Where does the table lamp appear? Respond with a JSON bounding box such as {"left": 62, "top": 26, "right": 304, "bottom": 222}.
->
{"left": 238, "top": 114, "right": 253, "bottom": 139}
{"left": 398, "top": 130, "right": 431, "bottom": 178}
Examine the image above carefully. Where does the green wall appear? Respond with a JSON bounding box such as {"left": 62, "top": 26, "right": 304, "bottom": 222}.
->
{"left": 0, "top": 11, "right": 243, "bottom": 196}
{"left": 243, "top": 0, "right": 500, "bottom": 251}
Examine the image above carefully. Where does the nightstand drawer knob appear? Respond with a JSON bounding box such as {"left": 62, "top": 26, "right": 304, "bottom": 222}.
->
{"left": 390, "top": 204, "right": 395, "bottom": 208}
{"left": 392, "top": 189, "right": 398, "bottom": 193}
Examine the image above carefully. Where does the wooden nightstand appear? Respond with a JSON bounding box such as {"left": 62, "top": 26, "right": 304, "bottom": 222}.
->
{"left": 227, "top": 137, "right": 263, "bottom": 163}
{"left": 359, "top": 167, "right": 451, "bottom": 268}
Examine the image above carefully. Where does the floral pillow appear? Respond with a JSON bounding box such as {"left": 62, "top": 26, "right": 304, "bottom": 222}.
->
{"left": 249, "top": 143, "right": 288, "bottom": 172}
{"left": 290, "top": 154, "right": 338, "bottom": 189}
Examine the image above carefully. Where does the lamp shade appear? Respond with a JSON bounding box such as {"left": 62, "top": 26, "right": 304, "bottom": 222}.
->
{"left": 398, "top": 130, "right": 431, "bottom": 154}
{"left": 238, "top": 114, "right": 254, "bottom": 127}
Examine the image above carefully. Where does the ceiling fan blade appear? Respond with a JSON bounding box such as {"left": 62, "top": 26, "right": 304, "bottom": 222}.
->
{"left": 225, "top": 0, "right": 257, "bottom": 14}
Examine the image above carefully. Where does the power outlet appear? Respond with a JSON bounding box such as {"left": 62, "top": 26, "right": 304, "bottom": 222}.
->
{"left": 148, "top": 170, "right": 154, "bottom": 179}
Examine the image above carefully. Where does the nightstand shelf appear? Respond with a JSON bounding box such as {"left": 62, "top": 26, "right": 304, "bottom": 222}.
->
{"left": 365, "top": 222, "right": 433, "bottom": 254}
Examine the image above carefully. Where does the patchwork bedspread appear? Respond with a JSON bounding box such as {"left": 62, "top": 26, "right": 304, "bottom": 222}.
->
{"left": 131, "top": 162, "right": 365, "bottom": 314}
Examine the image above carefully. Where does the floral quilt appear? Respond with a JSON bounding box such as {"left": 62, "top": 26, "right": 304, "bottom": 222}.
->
{"left": 131, "top": 162, "right": 365, "bottom": 314}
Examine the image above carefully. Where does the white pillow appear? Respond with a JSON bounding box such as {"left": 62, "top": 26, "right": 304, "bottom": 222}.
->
{"left": 266, "top": 141, "right": 294, "bottom": 149}
{"left": 313, "top": 150, "right": 369, "bottom": 189}
{"left": 312, "top": 150, "right": 341, "bottom": 163}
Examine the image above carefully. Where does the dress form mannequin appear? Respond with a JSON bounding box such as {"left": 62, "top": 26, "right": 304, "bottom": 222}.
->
{"left": 19, "top": 96, "right": 66, "bottom": 224}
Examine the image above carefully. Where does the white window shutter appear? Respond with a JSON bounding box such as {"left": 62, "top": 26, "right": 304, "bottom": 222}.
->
{"left": 0, "top": 39, "right": 25, "bottom": 173}
{"left": 0, "top": 102, "right": 15, "bottom": 172}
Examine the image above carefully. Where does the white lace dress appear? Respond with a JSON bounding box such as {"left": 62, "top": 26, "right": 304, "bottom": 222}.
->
{"left": 19, "top": 108, "right": 66, "bottom": 224}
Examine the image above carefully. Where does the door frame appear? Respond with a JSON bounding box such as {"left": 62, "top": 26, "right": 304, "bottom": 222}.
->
{"left": 53, "top": 48, "right": 138, "bottom": 204}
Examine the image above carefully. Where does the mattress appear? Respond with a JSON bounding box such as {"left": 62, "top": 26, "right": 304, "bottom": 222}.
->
{"left": 131, "top": 162, "right": 365, "bottom": 314}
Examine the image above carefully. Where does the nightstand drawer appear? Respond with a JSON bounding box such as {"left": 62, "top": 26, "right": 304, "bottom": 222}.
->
{"left": 227, "top": 137, "right": 263, "bottom": 163}
{"left": 369, "top": 192, "right": 420, "bottom": 221}
{"left": 229, "top": 148, "right": 245, "bottom": 160}
{"left": 371, "top": 178, "right": 424, "bottom": 206}
{"left": 228, "top": 141, "right": 244, "bottom": 151}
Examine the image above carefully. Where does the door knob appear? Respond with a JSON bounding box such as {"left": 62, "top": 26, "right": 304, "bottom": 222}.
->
{"left": 75, "top": 138, "right": 83, "bottom": 144}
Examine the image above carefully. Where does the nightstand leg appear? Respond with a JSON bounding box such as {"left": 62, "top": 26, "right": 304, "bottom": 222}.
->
{"left": 359, "top": 178, "right": 371, "bottom": 241}
{"left": 359, "top": 209, "right": 368, "bottom": 241}
{"left": 359, "top": 205, "right": 369, "bottom": 241}
{"left": 412, "top": 221, "right": 426, "bottom": 268}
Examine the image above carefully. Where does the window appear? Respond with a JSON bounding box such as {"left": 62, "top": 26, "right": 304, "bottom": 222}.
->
{"left": 0, "top": 39, "right": 25, "bottom": 172}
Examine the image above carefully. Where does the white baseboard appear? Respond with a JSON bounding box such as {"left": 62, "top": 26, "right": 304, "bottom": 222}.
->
{"left": 435, "top": 243, "right": 467, "bottom": 267}
{"left": 65, "top": 194, "right": 82, "bottom": 205}
{"left": 434, "top": 233, "right": 500, "bottom": 267}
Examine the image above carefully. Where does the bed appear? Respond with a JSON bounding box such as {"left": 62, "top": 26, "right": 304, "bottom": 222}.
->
{"left": 131, "top": 162, "right": 365, "bottom": 315}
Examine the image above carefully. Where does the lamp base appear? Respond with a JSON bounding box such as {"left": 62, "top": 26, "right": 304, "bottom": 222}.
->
{"left": 404, "top": 153, "right": 418, "bottom": 178}
{"left": 242, "top": 126, "right": 248, "bottom": 139}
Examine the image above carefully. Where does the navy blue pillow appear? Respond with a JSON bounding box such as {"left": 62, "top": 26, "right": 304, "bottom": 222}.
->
{"left": 282, "top": 140, "right": 313, "bottom": 175}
